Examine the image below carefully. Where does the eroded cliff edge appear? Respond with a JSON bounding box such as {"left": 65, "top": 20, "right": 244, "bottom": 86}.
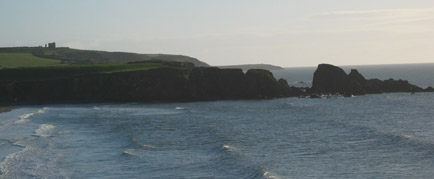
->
{"left": 311, "top": 64, "right": 434, "bottom": 95}
{"left": 0, "top": 67, "right": 301, "bottom": 104}
{"left": 1, "top": 64, "right": 432, "bottom": 105}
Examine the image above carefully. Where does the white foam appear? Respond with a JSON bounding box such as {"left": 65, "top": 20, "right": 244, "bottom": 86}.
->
{"left": 403, "top": 134, "right": 414, "bottom": 139}
{"left": 15, "top": 118, "right": 30, "bottom": 124}
{"left": 222, "top": 144, "right": 235, "bottom": 152}
{"left": 122, "top": 149, "right": 137, "bottom": 156}
{"left": 263, "top": 171, "right": 281, "bottom": 179}
{"left": 0, "top": 140, "right": 69, "bottom": 178}
{"left": 93, "top": 106, "right": 101, "bottom": 110}
{"left": 37, "top": 107, "right": 50, "bottom": 114}
{"left": 33, "top": 124, "right": 55, "bottom": 137}
{"left": 142, "top": 144, "right": 156, "bottom": 149}
{"left": 0, "top": 139, "right": 30, "bottom": 177}
{"left": 175, "top": 107, "right": 184, "bottom": 110}
{"left": 15, "top": 113, "right": 34, "bottom": 123}
{"left": 15, "top": 107, "right": 50, "bottom": 124}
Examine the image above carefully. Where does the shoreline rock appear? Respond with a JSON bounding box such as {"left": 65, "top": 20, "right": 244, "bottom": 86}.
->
{"left": 0, "top": 67, "right": 294, "bottom": 105}
{"left": 312, "top": 64, "right": 427, "bottom": 96}
{"left": 0, "top": 108, "right": 12, "bottom": 113}
{"left": 0, "top": 64, "right": 432, "bottom": 105}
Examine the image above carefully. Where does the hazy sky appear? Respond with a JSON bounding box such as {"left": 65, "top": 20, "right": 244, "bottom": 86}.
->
{"left": 1, "top": 0, "right": 434, "bottom": 67}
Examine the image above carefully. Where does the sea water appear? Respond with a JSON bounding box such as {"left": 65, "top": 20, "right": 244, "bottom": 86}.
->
{"left": 1, "top": 64, "right": 434, "bottom": 178}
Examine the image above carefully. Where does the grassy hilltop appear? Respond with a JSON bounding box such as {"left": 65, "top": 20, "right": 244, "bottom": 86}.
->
{"left": 0, "top": 63, "right": 167, "bottom": 83}
{"left": 0, "top": 46, "right": 209, "bottom": 84}
{"left": 0, "top": 52, "right": 65, "bottom": 68}
{"left": 0, "top": 47, "right": 209, "bottom": 68}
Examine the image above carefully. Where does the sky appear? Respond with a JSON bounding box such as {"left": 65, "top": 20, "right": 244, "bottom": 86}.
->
{"left": 1, "top": 0, "right": 434, "bottom": 67}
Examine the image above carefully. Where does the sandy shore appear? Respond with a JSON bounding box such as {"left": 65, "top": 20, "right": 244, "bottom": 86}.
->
{"left": 0, "top": 108, "right": 12, "bottom": 114}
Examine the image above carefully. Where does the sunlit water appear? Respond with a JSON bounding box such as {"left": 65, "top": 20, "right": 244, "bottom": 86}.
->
{"left": 1, "top": 64, "right": 434, "bottom": 178}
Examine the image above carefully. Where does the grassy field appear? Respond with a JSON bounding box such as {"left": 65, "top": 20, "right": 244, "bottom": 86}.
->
{"left": 0, "top": 62, "right": 168, "bottom": 82}
{"left": 0, "top": 53, "right": 65, "bottom": 68}
{"left": 0, "top": 47, "right": 209, "bottom": 67}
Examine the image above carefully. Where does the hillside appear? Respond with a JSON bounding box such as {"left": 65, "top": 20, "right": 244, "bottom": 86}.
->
{"left": 218, "top": 64, "right": 284, "bottom": 71}
{"left": 0, "top": 52, "right": 65, "bottom": 68}
{"left": 0, "top": 47, "right": 209, "bottom": 68}
{"left": 0, "top": 62, "right": 166, "bottom": 83}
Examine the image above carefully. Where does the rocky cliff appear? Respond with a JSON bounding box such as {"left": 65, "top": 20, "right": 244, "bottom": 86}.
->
{"left": 1, "top": 63, "right": 432, "bottom": 105}
{"left": 0, "top": 67, "right": 298, "bottom": 105}
{"left": 312, "top": 64, "right": 428, "bottom": 95}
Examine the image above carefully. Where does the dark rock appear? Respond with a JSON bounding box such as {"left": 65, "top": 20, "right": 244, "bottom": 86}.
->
{"left": 245, "top": 69, "right": 282, "bottom": 98}
{"left": 425, "top": 86, "right": 434, "bottom": 92}
{"left": 0, "top": 67, "right": 298, "bottom": 105}
{"left": 348, "top": 69, "right": 367, "bottom": 95}
{"left": 312, "top": 64, "right": 425, "bottom": 95}
{"left": 312, "top": 64, "right": 350, "bottom": 94}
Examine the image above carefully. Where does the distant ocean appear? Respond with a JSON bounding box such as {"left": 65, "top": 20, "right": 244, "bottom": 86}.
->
{"left": 1, "top": 63, "right": 434, "bottom": 178}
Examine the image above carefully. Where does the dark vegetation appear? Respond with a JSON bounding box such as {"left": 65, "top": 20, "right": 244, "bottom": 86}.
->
{"left": 0, "top": 62, "right": 166, "bottom": 83}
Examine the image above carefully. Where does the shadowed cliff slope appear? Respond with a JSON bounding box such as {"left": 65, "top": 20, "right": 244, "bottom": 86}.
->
{"left": 312, "top": 64, "right": 428, "bottom": 95}
{"left": 0, "top": 67, "right": 298, "bottom": 105}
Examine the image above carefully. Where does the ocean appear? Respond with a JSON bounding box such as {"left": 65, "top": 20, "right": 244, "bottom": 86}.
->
{"left": 1, "top": 63, "right": 434, "bottom": 178}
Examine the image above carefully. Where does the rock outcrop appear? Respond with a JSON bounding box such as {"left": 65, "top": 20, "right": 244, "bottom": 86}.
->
{"left": 312, "top": 64, "right": 425, "bottom": 95}
{"left": 0, "top": 67, "right": 296, "bottom": 105}
{"left": 312, "top": 64, "right": 351, "bottom": 94}
{"left": 1, "top": 63, "right": 431, "bottom": 105}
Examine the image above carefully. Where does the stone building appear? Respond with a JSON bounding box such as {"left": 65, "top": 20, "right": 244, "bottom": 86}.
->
{"left": 48, "top": 42, "right": 56, "bottom": 48}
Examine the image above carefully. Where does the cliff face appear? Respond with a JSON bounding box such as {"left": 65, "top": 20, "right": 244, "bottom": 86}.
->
{"left": 2, "top": 63, "right": 431, "bottom": 105}
{"left": 312, "top": 64, "right": 351, "bottom": 94}
{"left": 312, "top": 64, "right": 424, "bottom": 95}
{"left": 0, "top": 67, "right": 295, "bottom": 104}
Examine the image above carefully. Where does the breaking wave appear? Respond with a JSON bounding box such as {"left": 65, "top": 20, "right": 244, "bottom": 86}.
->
{"left": 263, "top": 171, "right": 281, "bottom": 179}
{"left": 15, "top": 107, "right": 50, "bottom": 124}
{"left": 222, "top": 144, "right": 236, "bottom": 152}
{"left": 33, "top": 124, "right": 55, "bottom": 137}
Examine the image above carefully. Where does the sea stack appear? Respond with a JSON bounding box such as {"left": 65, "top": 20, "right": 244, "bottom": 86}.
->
{"left": 311, "top": 63, "right": 425, "bottom": 95}
{"left": 312, "top": 64, "right": 351, "bottom": 94}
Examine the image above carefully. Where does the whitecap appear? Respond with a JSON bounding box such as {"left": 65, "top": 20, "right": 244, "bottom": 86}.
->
{"left": 15, "top": 118, "right": 30, "bottom": 124}
{"left": 93, "top": 106, "right": 101, "bottom": 110}
{"left": 175, "top": 107, "right": 184, "bottom": 110}
{"left": 15, "top": 107, "right": 49, "bottom": 124}
{"left": 33, "top": 124, "right": 56, "bottom": 137}
{"left": 222, "top": 144, "right": 235, "bottom": 152}
{"left": 402, "top": 134, "right": 414, "bottom": 139}
{"left": 15, "top": 113, "right": 34, "bottom": 123}
{"left": 122, "top": 149, "right": 138, "bottom": 156}
{"left": 263, "top": 171, "right": 281, "bottom": 179}
{"left": 141, "top": 144, "right": 156, "bottom": 149}
{"left": 37, "top": 107, "right": 50, "bottom": 114}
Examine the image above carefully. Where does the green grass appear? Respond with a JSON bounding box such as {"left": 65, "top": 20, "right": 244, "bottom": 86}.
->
{"left": 0, "top": 62, "right": 168, "bottom": 82}
{"left": 26, "top": 62, "right": 167, "bottom": 74}
{"left": 0, "top": 53, "right": 65, "bottom": 68}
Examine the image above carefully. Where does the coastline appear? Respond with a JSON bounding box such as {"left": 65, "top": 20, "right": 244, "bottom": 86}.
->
{"left": 0, "top": 64, "right": 432, "bottom": 106}
{"left": 0, "top": 107, "right": 12, "bottom": 114}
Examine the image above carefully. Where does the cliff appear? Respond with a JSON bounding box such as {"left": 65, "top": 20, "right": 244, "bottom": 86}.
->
{"left": 0, "top": 67, "right": 297, "bottom": 105}
{"left": 312, "top": 64, "right": 427, "bottom": 95}
{"left": 1, "top": 63, "right": 431, "bottom": 105}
